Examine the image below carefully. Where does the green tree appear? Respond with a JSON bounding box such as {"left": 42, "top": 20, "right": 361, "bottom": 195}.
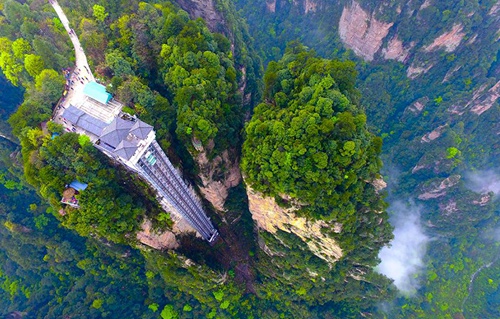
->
{"left": 92, "top": 5, "right": 109, "bottom": 23}
{"left": 24, "top": 54, "right": 44, "bottom": 77}
{"left": 160, "top": 305, "right": 178, "bottom": 319}
{"left": 105, "top": 50, "right": 134, "bottom": 77}
{"left": 34, "top": 69, "right": 65, "bottom": 103}
{"left": 0, "top": 38, "right": 23, "bottom": 86}
{"left": 446, "top": 147, "right": 460, "bottom": 159}
{"left": 242, "top": 43, "right": 384, "bottom": 221}
{"left": 91, "top": 298, "right": 103, "bottom": 309}
{"left": 149, "top": 303, "right": 159, "bottom": 312}
{"left": 11, "top": 38, "right": 31, "bottom": 59}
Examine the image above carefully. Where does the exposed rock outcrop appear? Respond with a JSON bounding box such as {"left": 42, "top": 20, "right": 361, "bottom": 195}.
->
{"left": 407, "top": 62, "right": 434, "bottom": 79}
{"left": 443, "top": 65, "right": 463, "bottom": 83}
{"left": 412, "top": 164, "right": 427, "bottom": 174}
{"left": 424, "top": 24, "right": 465, "bottom": 52}
{"left": 421, "top": 124, "right": 447, "bottom": 143}
{"left": 266, "top": 0, "right": 276, "bottom": 13}
{"left": 195, "top": 142, "right": 241, "bottom": 211}
{"left": 449, "top": 81, "right": 500, "bottom": 115}
{"left": 175, "top": 0, "right": 226, "bottom": 34}
{"left": 473, "top": 194, "right": 492, "bottom": 206}
{"left": 406, "top": 97, "right": 429, "bottom": 114}
{"left": 411, "top": 153, "right": 454, "bottom": 175}
{"left": 304, "top": 0, "right": 318, "bottom": 13}
{"left": 489, "top": 0, "right": 500, "bottom": 16}
{"left": 470, "top": 81, "right": 500, "bottom": 115}
{"left": 247, "top": 186, "right": 343, "bottom": 264}
{"left": 382, "top": 36, "right": 412, "bottom": 62}
{"left": 438, "top": 200, "right": 458, "bottom": 215}
{"left": 420, "top": 0, "right": 432, "bottom": 10}
{"left": 466, "top": 34, "right": 478, "bottom": 45}
{"left": 371, "top": 178, "right": 387, "bottom": 192}
{"left": 136, "top": 219, "right": 179, "bottom": 250}
{"left": 418, "top": 175, "right": 461, "bottom": 200}
{"left": 338, "top": 1, "right": 394, "bottom": 61}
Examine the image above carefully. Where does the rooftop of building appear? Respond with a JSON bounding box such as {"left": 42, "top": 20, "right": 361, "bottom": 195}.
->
{"left": 69, "top": 180, "right": 88, "bottom": 191}
{"left": 98, "top": 115, "right": 153, "bottom": 161}
{"left": 83, "top": 81, "right": 112, "bottom": 105}
{"left": 62, "top": 105, "right": 108, "bottom": 137}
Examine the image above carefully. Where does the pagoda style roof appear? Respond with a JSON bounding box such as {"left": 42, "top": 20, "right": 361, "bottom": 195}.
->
{"left": 114, "top": 139, "right": 139, "bottom": 160}
{"left": 97, "top": 116, "right": 153, "bottom": 162}
{"left": 130, "top": 120, "right": 153, "bottom": 139}
{"left": 99, "top": 117, "right": 134, "bottom": 149}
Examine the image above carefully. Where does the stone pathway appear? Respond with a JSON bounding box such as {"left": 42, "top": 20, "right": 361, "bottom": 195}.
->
{"left": 49, "top": 0, "right": 97, "bottom": 130}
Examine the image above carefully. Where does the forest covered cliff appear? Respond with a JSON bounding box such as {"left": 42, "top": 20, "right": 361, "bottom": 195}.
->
{"left": 0, "top": 0, "right": 499, "bottom": 318}
{"left": 235, "top": 0, "right": 500, "bottom": 317}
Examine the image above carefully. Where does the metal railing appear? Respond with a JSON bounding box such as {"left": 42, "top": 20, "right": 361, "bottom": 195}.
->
{"left": 135, "top": 144, "right": 218, "bottom": 242}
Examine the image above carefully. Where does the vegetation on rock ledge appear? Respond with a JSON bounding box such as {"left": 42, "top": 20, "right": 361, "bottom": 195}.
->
{"left": 243, "top": 43, "right": 386, "bottom": 223}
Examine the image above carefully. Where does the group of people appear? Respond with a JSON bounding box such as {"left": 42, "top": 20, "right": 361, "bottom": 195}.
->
{"left": 69, "top": 66, "right": 92, "bottom": 89}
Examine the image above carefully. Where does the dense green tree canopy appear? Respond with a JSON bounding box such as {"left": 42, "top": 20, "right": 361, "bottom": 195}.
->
{"left": 92, "top": 4, "right": 109, "bottom": 23}
{"left": 0, "top": 1, "right": 397, "bottom": 317}
{"left": 159, "top": 18, "right": 240, "bottom": 149}
{"left": 242, "top": 43, "right": 383, "bottom": 221}
{"left": 34, "top": 69, "right": 65, "bottom": 103}
{"left": 23, "top": 54, "right": 44, "bottom": 77}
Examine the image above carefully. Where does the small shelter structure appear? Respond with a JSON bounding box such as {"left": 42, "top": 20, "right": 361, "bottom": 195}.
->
{"left": 69, "top": 180, "right": 88, "bottom": 191}
{"left": 83, "top": 81, "right": 112, "bottom": 105}
{"left": 60, "top": 180, "right": 88, "bottom": 208}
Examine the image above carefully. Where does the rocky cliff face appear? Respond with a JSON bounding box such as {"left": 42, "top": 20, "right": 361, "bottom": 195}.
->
{"left": 266, "top": 0, "right": 277, "bottom": 13}
{"left": 335, "top": 2, "right": 475, "bottom": 85}
{"left": 136, "top": 219, "right": 180, "bottom": 250}
{"left": 421, "top": 124, "right": 447, "bottom": 143}
{"left": 246, "top": 185, "right": 343, "bottom": 264}
{"left": 195, "top": 143, "right": 241, "bottom": 211}
{"left": 424, "top": 24, "right": 465, "bottom": 53}
{"left": 136, "top": 209, "right": 200, "bottom": 250}
{"left": 449, "top": 80, "right": 500, "bottom": 115}
{"left": 175, "top": 0, "right": 227, "bottom": 34}
{"left": 418, "top": 175, "right": 461, "bottom": 200}
{"left": 338, "top": 1, "right": 393, "bottom": 61}
{"left": 382, "top": 36, "right": 412, "bottom": 62}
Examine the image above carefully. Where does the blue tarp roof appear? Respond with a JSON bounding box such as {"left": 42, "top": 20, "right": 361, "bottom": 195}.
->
{"left": 69, "top": 180, "right": 88, "bottom": 191}
{"left": 83, "top": 81, "right": 112, "bottom": 105}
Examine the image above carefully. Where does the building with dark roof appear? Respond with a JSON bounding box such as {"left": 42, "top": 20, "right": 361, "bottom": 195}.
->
{"left": 62, "top": 105, "right": 108, "bottom": 137}
{"left": 99, "top": 117, "right": 135, "bottom": 149}
{"left": 130, "top": 120, "right": 153, "bottom": 139}
{"left": 94, "top": 115, "right": 219, "bottom": 242}
{"left": 114, "top": 139, "right": 139, "bottom": 161}
{"left": 60, "top": 86, "right": 218, "bottom": 242}
{"left": 96, "top": 116, "right": 155, "bottom": 164}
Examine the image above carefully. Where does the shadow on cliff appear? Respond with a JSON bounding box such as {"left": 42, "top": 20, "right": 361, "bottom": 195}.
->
{"left": 175, "top": 182, "right": 258, "bottom": 293}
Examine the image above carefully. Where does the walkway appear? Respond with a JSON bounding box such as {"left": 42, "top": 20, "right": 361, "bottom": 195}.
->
{"left": 49, "top": 0, "right": 94, "bottom": 83}
{"left": 49, "top": 0, "right": 111, "bottom": 130}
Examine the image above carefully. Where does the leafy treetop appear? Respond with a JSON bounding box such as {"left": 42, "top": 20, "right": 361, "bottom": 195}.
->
{"left": 242, "top": 42, "right": 384, "bottom": 225}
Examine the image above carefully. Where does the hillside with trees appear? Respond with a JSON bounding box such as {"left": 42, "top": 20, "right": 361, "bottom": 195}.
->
{"left": 1, "top": 0, "right": 499, "bottom": 318}
{"left": 235, "top": 0, "right": 500, "bottom": 317}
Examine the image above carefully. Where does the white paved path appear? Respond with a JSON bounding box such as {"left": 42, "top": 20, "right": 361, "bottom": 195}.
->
{"left": 49, "top": 0, "right": 94, "bottom": 83}
{"left": 50, "top": 0, "right": 96, "bottom": 126}
{"left": 49, "top": 0, "right": 120, "bottom": 131}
